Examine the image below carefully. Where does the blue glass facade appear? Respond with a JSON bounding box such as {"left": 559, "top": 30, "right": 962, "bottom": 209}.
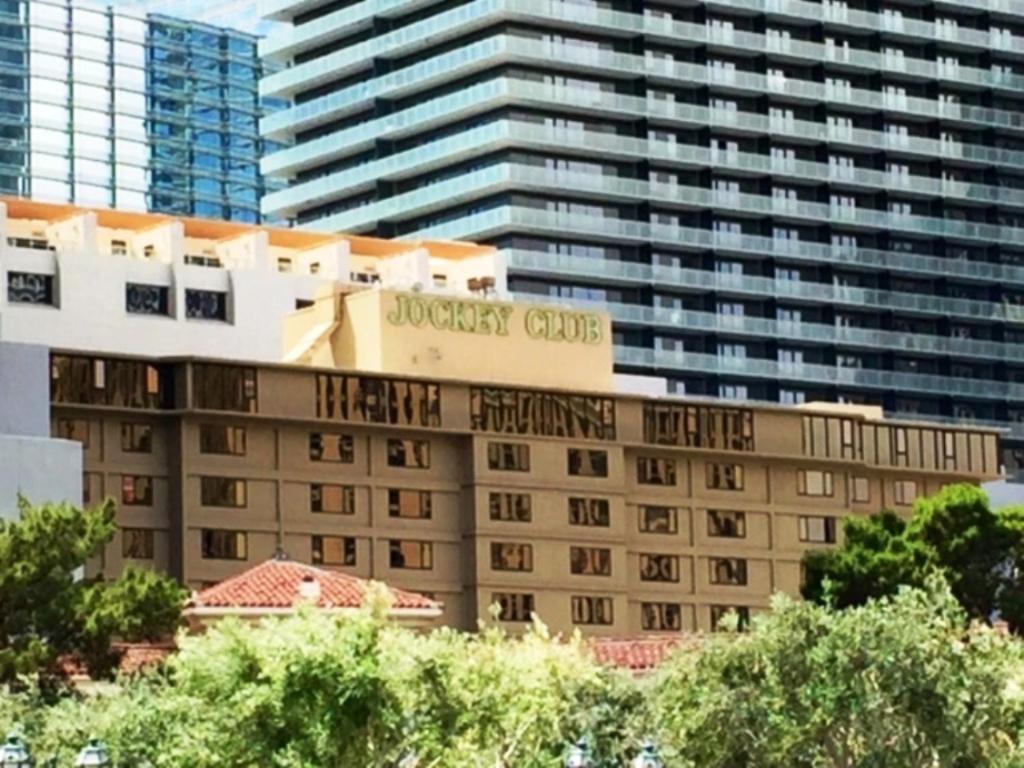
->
{"left": 261, "top": 0, "right": 1024, "bottom": 478}
{"left": 0, "top": 0, "right": 276, "bottom": 223}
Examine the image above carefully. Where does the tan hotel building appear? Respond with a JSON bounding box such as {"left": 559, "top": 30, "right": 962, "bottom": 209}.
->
{"left": 43, "top": 283, "right": 1001, "bottom": 637}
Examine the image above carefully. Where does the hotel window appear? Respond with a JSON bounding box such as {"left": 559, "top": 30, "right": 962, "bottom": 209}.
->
{"left": 709, "top": 557, "right": 747, "bottom": 586}
{"left": 571, "top": 595, "right": 614, "bottom": 626}
{"left": 121, "top": 475, "right": 152, "bottom": 506}
{"left": 639, "top": 505, "right": 678, "bottom": 534}
{"left": 640, "top": 553, "right": 679, "bottom": 583}
{"left": 570, "top": 546, "right": 612, "bottom": 576}
{"left": 56, "top": 418, "right": 90, "bottom": 447}
{"left": 122, "top": 528, "right": 154, "bottom": 560}
{"left": 637, "top": 456, "right": 677, "bottom": 485}
{"left": 387, "top": 438, "right": 430, "bottom": 469}
{"left": 120, "top": 423, "right": 152, "bottom": 453}
{"left": 567, "top": 448, "right": 608, "bottom": 477}
{"left": 200, "top": 476, "right": 247, "bottom": 507}
{"left": 893, "top": 427, "right": 909, "bottom": 465}
{"left": 707, "top": 463, "right": 744, "bottom": 490}
{"left": 111, "top": 240, "right": 128, "bottom": 256}
{"left": 388, "top": 489, "right": 431, "bottom": 519}
{"left": 491, "top": 542, "right": 533, "bottom": 572}
{"left": 799, "top": 516, "right": 837, "bottom": 544}
{"left": 942, "top": 431, "right": 957, "bottom": 470}
{"left": 894, "top": 480, "right": 917, "bottom": 505}
{"left": 193, "top": 364, "right": 257, "bottom": 413}
{"left": 852, "top": 476, "right": 870, "bottom": 503}
{"left": 569, "top": 497, "right": 610, "bottom": 527}
{"left": 708, "top": 509, "right": 746, "bottom": 538}
{"left": 494, "top": 592, "right": 535, "bottom": 622}
{"left": 83, "top": 472, "right": 102, "bottom": 506}
{"left": 312, "top": 535, "right": 356, "bottom": 566}
{"left": 489, "top": 492, "right": 531, "bottom": 522}
{"left": 7, "top": 272, "right": 53, "bottom": 305}
{"left": 798, "top": 470, "right": 834, "bottom": 497}
{"left": 199, "top": 424, "right": 246, "bottom": 455}
{"left": 311, "top": 484, "right": 355, "bottom": 515}
{"left": 710, "top": 605, "right": 750, "bottom": 631}
{"left": 201, "top": 529, "right": 247, "bottom": 560}
{"left": 389, "top": 539, "right": 433, "bottom": 570}
{"left": 184, "top": 289, "right": 227, "bottom": 321}
{"left": 642, "top": 602, "right": 682, "bottom": 632}
{"left": 125, "top": 283, "right": 169, "bottom": 316}
{"left": 309, "top": 432, "right": 354, "bottom": 463}
{"left": 487, "top": 442, "right": 530, "bottom": 471}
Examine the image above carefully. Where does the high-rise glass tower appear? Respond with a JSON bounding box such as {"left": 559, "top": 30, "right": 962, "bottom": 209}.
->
{"left": 0, "top": 0, "right": 277, "bottom": 222}
{"left": 259, "top": 0, "right": 1024, "bottom": 476}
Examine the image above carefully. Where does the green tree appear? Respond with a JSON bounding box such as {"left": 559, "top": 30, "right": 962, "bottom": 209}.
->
{"left": 802, "top": 483, "right": 1024, "bottom": 630}
{"left": 651, "top": 580, "right": 1024, "bottom": 768}
{"left": 0, "top": 497, "right": 185, "bottom": 684}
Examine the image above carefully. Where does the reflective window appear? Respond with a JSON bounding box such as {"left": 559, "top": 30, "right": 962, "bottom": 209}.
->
{"left": 311, "top": 484, "right": 354, "bottom": 515}
{"left": 642, "top": 602, "right": 681, "bottom": 631}
{"left": 570, "top": 546, "right": 611, "bottom": 576}
{"left": 200, "top": 476, "right": 246, "bottom": 507}
{"left": 122, "top": 528, "right": 154, "bottom": 560}
{"left": 201, "top": 529, "right": 247, "bottom": 560}
{"left": 493, "top": 592, "right": 534, "bottom": 621}
{"left": 639, "top": 505, "right": 677, "bottom": 534}
{"left": 387, "top": 489, "right": 431, "bottom": 519}
{"left": 312, "top": 535, "right": 355, "bottom": 566}
{"left": 7, "top": 272, "right": 53, "bottom": 304}
{"left": 571, "top": 595, "right": 613, "bottom": 625}
{"left": 491, "top": 542, "right": 533, "bottom": 572}
{"left": 125, "top": 283, "right": 168, "bottom": 315}
{"left": 185, "top": 289, "right": 227, "bottom": 321}
{"left": 388, "top": 539, "right": 432, "bottom": 570}
{"left": 199, "top": 424, "right": 246, "bottom": 455}
{"left": 121, "top": 475, "right": 153, "bottom": 506}
{"left": 568, "top": 497, "right": 610, "bottom": 527}
{"left": 489, "top": 492, "right": 531, "bottom": 522}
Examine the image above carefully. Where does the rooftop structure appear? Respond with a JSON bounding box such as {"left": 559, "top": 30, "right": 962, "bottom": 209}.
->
{"left": 0, "top": 198, "right": 504, "bottom": 361}
{"left": 258, "top": 0, "right": 1024, "bottom": 480}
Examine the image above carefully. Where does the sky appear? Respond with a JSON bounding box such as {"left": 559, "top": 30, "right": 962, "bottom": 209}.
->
{"left": 112, "top": 1, "right": 272, "bottom": 34}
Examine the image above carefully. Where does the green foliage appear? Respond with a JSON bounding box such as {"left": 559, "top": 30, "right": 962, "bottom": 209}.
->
{"left": 803, "top": 483, "right": 1024, "bottom": 631}
{"left": 650, "top": 580, "right": 1024, "bottom": 768}
{"left": 0, "top": 498, "right": 185, "bottom": 684}
{"left": 0, "top": 606, "right": 644, "bottom": 767}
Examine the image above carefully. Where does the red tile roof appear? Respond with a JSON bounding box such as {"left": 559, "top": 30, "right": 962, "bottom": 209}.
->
{"left": 590, "top": 636, "right": 691, "bottom": 672}
{"left": 187, "top": 558, "right": 440, "bottom": 613}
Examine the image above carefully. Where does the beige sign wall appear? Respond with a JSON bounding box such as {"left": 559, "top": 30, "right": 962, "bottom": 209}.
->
{"left": 332, "top": 290, "right": 614, "bottom": 391}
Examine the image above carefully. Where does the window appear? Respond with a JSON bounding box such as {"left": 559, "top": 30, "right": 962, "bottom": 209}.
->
{"left": 637, "top": 456, "right": 676, "bottom": 485}
{"left": 184, "top": 289, "right": 227, "bottom": 320}
{"left": 200, "top": 476, "right": 246, "bottom": 507}
{"left": 125, "top": 283, "right": 169, "bottom": 315}
{"left": 639, "top": 505, "right": 678, "bottom": 534}
{"left": 852, "top": 476, "right": 870, "bottom": 502}
{"left": 710, "top": 605, "right": 750, "bottom": 631}
{"left": 642, "top": 602, "right": 682, "bottom": 631}
{"left": 798, "top": 470, "right": 834, "bottom": 497}
{"left": 309, "top": 432, "right": 354, "bottom": 463}
{"left": 708, "top": 509, "right": 746, "bottom": 538}
{"left": 569, "top": 497, "right": 610, "bottom": 527}
{"left": 799, "top": 516, "right": 837, "bottom": 544}
{"left": 199, "top": 424, "right": 246, "bottom": 455}
{"left": 121, "top": 475, "right": 152, "bottom": 506}
{"left": 491, "top": 542, "right": 533, "bottom": 571}
{"left": 311, "top": 484, "right": 355, "bottom": 515}
{"left": 312, "top": 535, "right": 356, "bottom": 566}
{"left": 56, "top": 418, "right": 90, "bottom": 446}
{"left": 389, "top": 540, "right": 433, "bottom": 569}
{"left": 570, "top": 546, "right": 612, "bottom": 576}
{"left": 707, "top": 463, "right": 744, "bottom": 490}
{"left": 201, "top": 529, "right": 247, "bottom": 560}
{"left": 568, "top": 448, "right": 608, "bottom": 477}
{"left": 571, "top": 595, "right": 613, "bottom": 625}
{"left": 122, "top": 528, "right": 154, "bottom": 559}
{"left": 894, "top": 480, "right": 917, "bottom": 505}
{"left": 388, "top": 489, "right": 431, "bottom": 519}
{"left": 487, "top": 442, "right": 530, "bottom": 471}
{"left": 489, "top": 492, "right": 531, "bottom": 522}
{"left": 493, "top": 592, "right": 535, "bottom": 621}
{"left": 7, "top": 272, "right": 53, "bottom": 304}
{"left": 193, "top": 364, "right": 257, "bottom": 413}
{"left": 120, "top": 423, "right": 152, "bottom": 453}
{"left": 709, "top": 557, "right": 747, "bottom": 585}
{"left": 110, "top": 239, "right": 128, "bottom": 256}
{"left": 387, "top": 438, "right": 430, "bottom": 468}
{"left": 640, "top": 553, "right": 679, "bottom": 582}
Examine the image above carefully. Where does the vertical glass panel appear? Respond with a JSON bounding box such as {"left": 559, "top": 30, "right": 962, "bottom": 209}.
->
{"left": 32, "top": 178, "right": 70, "bottom": 201}
{"left": 74, "top": 181, "right": 109, "bottom": 206}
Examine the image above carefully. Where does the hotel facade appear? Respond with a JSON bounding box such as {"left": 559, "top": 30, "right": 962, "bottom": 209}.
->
{"left": 258, "top": 0, "right": 1024, "bottom": 480}
{"left": 49, "top": 289, "right": 1000, "bottom": 635}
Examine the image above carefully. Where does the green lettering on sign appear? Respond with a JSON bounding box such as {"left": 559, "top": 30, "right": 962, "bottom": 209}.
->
{"left": 387, "top": 295, "right": 602, "bottom": 345}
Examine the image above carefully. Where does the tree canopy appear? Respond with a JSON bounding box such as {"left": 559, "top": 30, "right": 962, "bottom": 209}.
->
{"left": 802, "top": 483, "right": 1024, "bottom": 631}
{"left": 0, "top": 497, "right": 185, "bottom": 684}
